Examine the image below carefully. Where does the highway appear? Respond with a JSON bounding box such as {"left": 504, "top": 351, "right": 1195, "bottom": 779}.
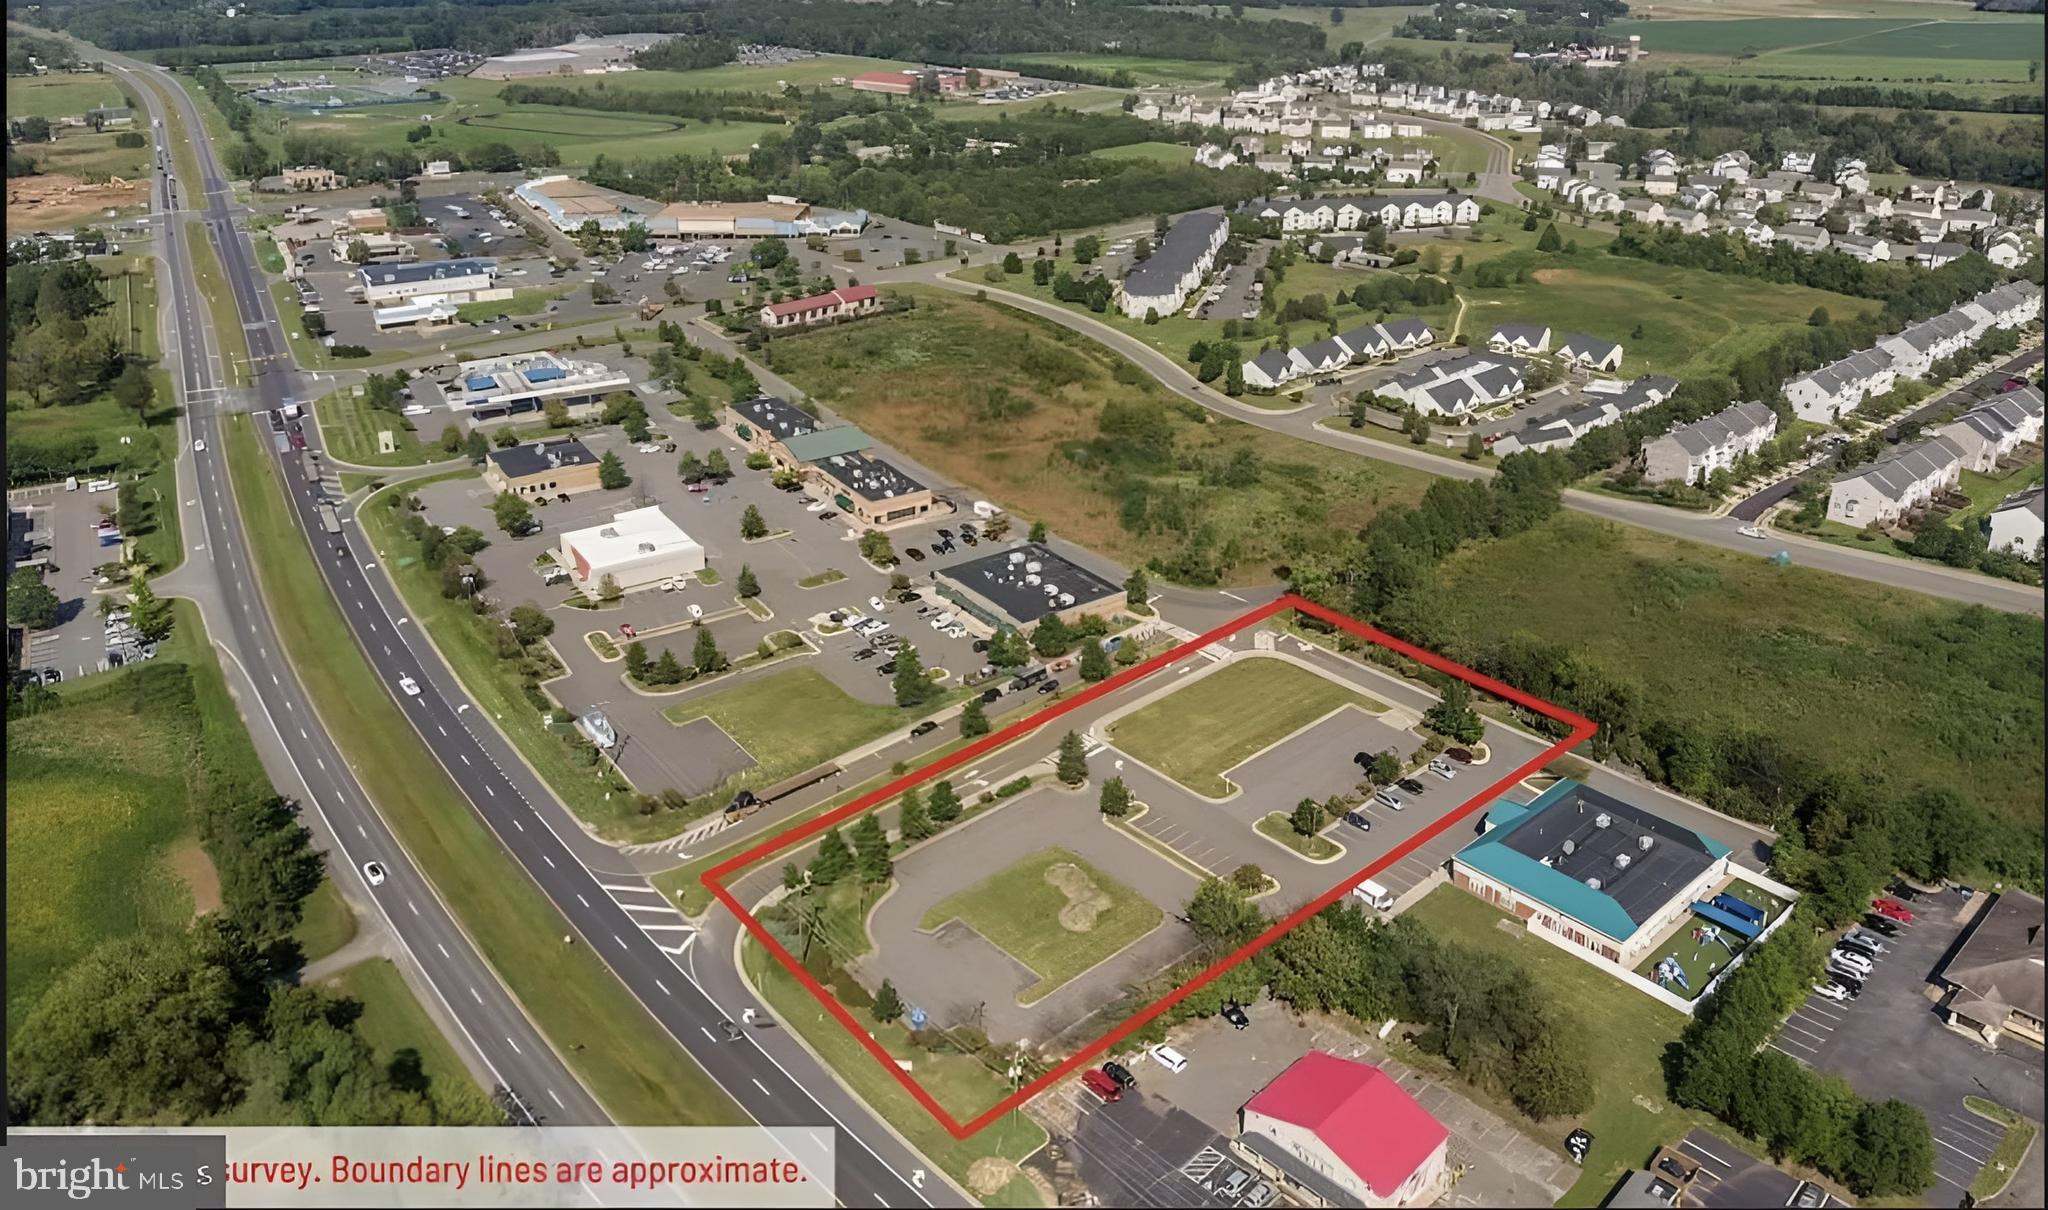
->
{"left": 107, "top": 48, "right": 962, "bottom": 1207}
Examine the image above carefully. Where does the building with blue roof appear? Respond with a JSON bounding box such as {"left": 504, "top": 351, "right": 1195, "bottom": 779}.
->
{"left": 1450, "top": 779, "right": 1733, "bottom": 971}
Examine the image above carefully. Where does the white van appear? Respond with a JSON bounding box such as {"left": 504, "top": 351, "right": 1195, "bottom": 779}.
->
{"left": 1147, "top": 1044, "right": 1188, "bottom": 1074}
{"left": 1352, "top": 879, "right": 1395, "bottom": 911}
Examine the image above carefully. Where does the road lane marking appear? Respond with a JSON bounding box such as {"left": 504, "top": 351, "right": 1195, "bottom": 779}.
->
{"left": 470, "top": 987, "right": 483, "bottom": 1004}
{"left": 548, "top": 1089, "right": 564, "bottom": 1109}
{"left": 656, "top": 979, "right": 672, "bottom": 996}
{"left": 752, "top": 1079, "right": 770, "bottom": 1096}
{"left": 506, "top": 1036, "right": 522, "bottom": 1055}
{"left": 437, "top": 943, "right": 449, "bottom": 958}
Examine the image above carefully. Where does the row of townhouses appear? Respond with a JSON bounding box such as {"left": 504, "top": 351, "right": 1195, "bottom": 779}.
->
{"left": 1491, "top": 375, "right": 1678, "bottom": 457}
{"left": 1827, "top": 385, "right": 2045, "bottom": 528}
{"left": 1383, "top": 353, "right": 1528, "bottom": 418}
{"left": 1242, "top": 318, "right": 1436, "bottom": 390}
{"left": 1237, "top": 193, "right": 1481, "bottom": 233}
{"left": 1116, "top": 211, "right": 1231, "bottom": 321}
{"left": 1641, "top": 401, "right": 1781, "bottom": 485}
{"left": 1483, "top": 324, "right": 1626, "bottom": 372}
{"left": 1784, "top": 281, "right": 2043, "bottom": 423}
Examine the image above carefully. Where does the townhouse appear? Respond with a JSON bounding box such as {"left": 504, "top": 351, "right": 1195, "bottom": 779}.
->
{"left": 1383, "top": 353, "right": 1526, "bottom": 418}
{"left": 1117, "top": 211, "right": 1229, "bottom": 320}
{"left": 1487, "top": 323, "right": 1551, "bottom": 356}
{"left": 1826, "top": 436, "right": 1967, "bottom": 527}
{"left": 1832, "top": 233, "right": 1892, "bottom": 263}
{"left": 1555, "top": 332, "right": 1625, "bottom": 373}
{"left": 1491, "top": 375, "right": 1674, "bottom": 456}
{"left": 1987, "top": 486, "right": 2044, "bottom": 561}
{"left": 1783, "top": 348, "right": 1898, "bottom": 424}
{"left": 1776, "top": 224, "right": 1832, "bottom": 255}
{"left": 1241, "top": 317, "right": 1435, "bottom": 389}
{"left": 1641, "top": 401, "right": 1779, "bottom": 485}
{"left": 1935, "top": 386, "right": 2045, "bottom": 473}
{"left": 1239, "top": 194, "right": 1478, "bottom": 233}
{"left": 1908, "top": 241, "right": 1972, "bottom": 269}
{"left": 1879, "top": 310, "right": 1984, "bottom": 380}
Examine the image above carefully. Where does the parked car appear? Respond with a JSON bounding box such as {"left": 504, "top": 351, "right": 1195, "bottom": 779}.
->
{"left": 1812, "top": 981, "right": 1848, "bottom": 1002}
{"left": 819, "top": 510, "right": 839, "bottom": 522}
{"left": 1079, "top": 1069, "right": 1122, "bottom": 1103}
{"left": 1037, "top": 679, "right": 1060, "bottom": 695}
{"left": 1147, "top": 1044, "right": 1188, "bottom": 1074}
{"left": 1428, "top": 757, "right": 1458, "bottom": 779}
{"left": 972, "top": 639, "right": 990, "bottom": 653}
{"left": 687, "top": 603, "right": 703, "bottom": 620}
{"left": 619, "top": 623, "right": 637, "bottom": 638}
{"left": 852, "top": 648, "right": 878, "bottom": 661}
{"left": 1885, "top": 880, "right": 1921, "bottom": 902}
{"left": 1871, "top": 898, "right": 1915, "bottom": 923}
{"left": 905, "top": 548, "right": 926, "bottom": 562}
{"left": 1372, "top": 790, "right": 1405, "bottom": 811}
{"left": 980, "top": 686, "right": 1002, "bottom": 703}
{"left": 1220, "top": 1002, "right": 1250, "bottom": 1030}
{"left": 1396, "top": 778, "right": 1426, "bottom": 795}
{"left": 910, "top": 721, "right": 938, "bottom": 738}
{"left": 1843, "top": 929, "right": 1887, "bottom": 954}
{"left": 1101, "top": 1061, "right": 1137, "bottom": 1090}
{"left": 869, "top": 596, "right": 888, "bottom": 612}
{"left": 877, "top": 661, "right": 898, "bottom": 676}
{"left": 1828, "top": 971, "right": 1864, "bottom": 998}
{"left": 898, "top": 591, "right": 922, "bottom": 603}
{"left": 1835, "top": 937, "right": 1881, "bottom": 961}
{"left": 1861, "top": 915, "right": 1901, "bottom": 936}
{"left": 1343, "top": 811, "right": 1372, "bottom": 831}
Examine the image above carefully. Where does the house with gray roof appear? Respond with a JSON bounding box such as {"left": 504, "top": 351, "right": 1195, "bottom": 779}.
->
{"left": 1826, "top": 436, "right": 1966, "bottom": 527}
{"left": 1986, "top": 486, "right": 2044, "bottom": 562}
{"left": 1555, "top": 332, "right": 1624, "bottom": 373}
{"left": 1936, "top": 385, "right": 2044, "bottom": 473}
{"left": 1784, "top": 348, "right": 1897, "bottom": 424}
{"left": 1641, "top": 401, "right": 1778, "bottom": 485}
{"left": 1878, "top": 309, "right": 1983, "bottom": 379}
{"left": 1385, "top": 353, "right": 1526, "bottom": 417}
{"left": 1242, "top": 347, "right": 1302, "bottom": 391}
{"left": 1908, "top": 241, "right": 1972, "bottom": 269}
{"left": 1294, "top": 335, "right": 1352, "bottom": 373}
{"left": 1777, "top": 223, "right": 1830, "bottom": 254}
{"left": 1117, "top": 210, "right": 1228, "bottom": 320}
{"left": 1936, "top": 890, "right": 2045, "bottom": 1046}
{"left": 1487, "top": 322, "right": 1551, "bottom": 355}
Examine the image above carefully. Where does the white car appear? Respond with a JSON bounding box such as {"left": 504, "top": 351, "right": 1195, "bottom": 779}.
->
{"left": 869, "top": 596, "right": 888, "bottom": 613}
{"left": 688, "top": 603, "right": 704, "bottom": 620}
{"left": 944, "top": 626, "right": 968, "bottom": 639}
{"left": 1812, "top": 981, "right": 1848, "bottom": 1002}
{"left": 805, "top": 500, "right": 828, "bottom": 512}
{"left": 1737, "top": 524, "right": 1766, "bottom": 539}
{"left": 661, "top": 578, "right": 680, "bottom": 593}
{"left": 192, "top": 439, "right": 206, "bottom": 452}
{"left": 1148, "top": 1044, "right": 1189, "bottom": 1074}
{"left": 398, "top": 676, "right": 421, "bottom": 697}
{"left": 362, "top": 861, "right": 387, "bottom": 887}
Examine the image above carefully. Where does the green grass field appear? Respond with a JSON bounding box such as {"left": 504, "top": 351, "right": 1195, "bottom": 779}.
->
{"left": 1407, "top": 511, "right": 2045, "bottom": 824}
{"left": 223, "top": 411, "right": 745, "bottom": 1124}
{"left": 661, "top": 667, "right": 937, "bottom": 794}
{"left": 322, "top": 958, "right": 502, "bottom": 1124}
{"left": 1408, "top": 885, "right": 1700, "bottom": 1206}
{"left": 1612, "top": 11, "right": 2045, "bottom": 97}
{"left": 768, "top": 286, "right": 1439, "bottom": 585}
{"left": 550, "top": 55, "right": 918, "bottom": 95}
{"left": 1091, "top": 140, "right": 1194, "bottom": 164}
{"left": 921, "top": 847, "right": 1165, "bottom": 1004}
{"left": 293, "top": 878, "right": 359, "bottom": 963}
{"left": 998, "top": 53, "right": 1238, "bottom": 85}
{"left": 742, "top": 940, "right": 1046, "bottom": 1205}
{"left": 314, "top": 387, "right": 436, "bottom": 466}
{"left": 1107, "top": 657, "right": 1386, "bottom": 797}
{"left": 1255, "top": 812, "right": 1343, "bottom": 860}
{"left": 5, "top": 72, "right": 127, "bottom": 120}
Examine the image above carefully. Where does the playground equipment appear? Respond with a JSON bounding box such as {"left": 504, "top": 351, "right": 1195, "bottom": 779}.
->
{"left": 1692, "top": 923, "right": 1737, "bottom": 957}
{"left": 1652, "top": 955, "right": 1691, "bottom": 992}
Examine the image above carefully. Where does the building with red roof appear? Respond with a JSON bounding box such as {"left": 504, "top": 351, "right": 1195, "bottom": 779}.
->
{"left": 758, "top": 285, "right": 882, "bottom": 331}
{"left": 1237, "top": 1052, "right": 1451, "bottom": 1208}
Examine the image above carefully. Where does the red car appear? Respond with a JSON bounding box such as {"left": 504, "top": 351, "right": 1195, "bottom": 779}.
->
{"left": 1079, "top": 1069, "right": 1122, "bottom": 1103}
{"left": 618, "top": 623, "right": 637, "bottom": 639}
{"left": 1871, "top": 898, "right": 1915, "bottom": 923}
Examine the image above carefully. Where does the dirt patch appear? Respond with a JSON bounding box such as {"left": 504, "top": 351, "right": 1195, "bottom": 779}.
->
{"left": 166, "top": 835, "right": 223, "bottom": 917}
{"left": 966, "top": 1157, "right": 1019, "bottom": 1197}
{"left": 1530, "top": 268, "right": 1576, "bottom": 285}
{"left": 1046, "top": 862, "right": 1111, "bottom": 933}
{"left": 6, "top": 171, "right": 145, "bottom": 229}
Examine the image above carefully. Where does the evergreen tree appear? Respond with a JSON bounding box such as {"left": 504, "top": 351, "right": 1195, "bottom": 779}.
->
{"left": 127, "top": 577, "right": 173, "bottom": 642}
{"left": 1031, "top": 612, "right": 1071, "bottom": 658}
{"left": 597, "top": 451, "right": 630, "bottom": 489}
{"left": 650, "top": 648, "right": 685, "bottom": 685}
{"left": 851, "top": 814, "right": 892, "bottom": 885}
{"left": 736, "top": 564, "right": 760, "bottom": 598}
{"left": 692, "top": 627, "right": 726, "bottom": 674}
{"left": 871, "top": 979, "right": 903, "bottom": 1024}
{"left": 739, "top": 504, "right": 767, "bottom": 540}
{"left": 1536, "top": 222, "right": 1563, "bottom": 253}
{"left": 897, "top": 787, "right": 934, "bottom": 841}
{"left": 808, "top": 827, "right": 853, "bottom": 885}
{"left": 623, "top": 640, "right": 650, "bottom": 681}
{"left": 1099, "top": 776, "right": 1132, "bottom": 817}
{"left": 927, "top": 780, "right": 962, "bottom": 824}
{"left": 1290, "top": 797, "right": 1322, "bottom": 836}
{"left": 1124, "top": 568, "right": 1149, "bottom": 608}
{"left": 1056, "top": 730, "right": 1089, "bottom": 786}
{"left": 959, "top": 696, "right": 990, "bottom": 738}
{"left": 1029, "top": 520, "right": 1049, "bottom": 543}
{"left": 892, "top": 642, "right": 937, "bottom": 706}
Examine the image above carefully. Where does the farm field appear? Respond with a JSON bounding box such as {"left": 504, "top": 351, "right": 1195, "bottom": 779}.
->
{"left": 4, "top": 72, "right": 128, "bottom": 120}
{"left": 1394, "top": 511, "right": 2046, "bottom": 826}
{"left": 998, "top": 53, "right": 1238, "bottom": 86}
{"left": 1611, "top": 12, "right": 2044, "bottom": 98}
{"left": 559, "top": 55, "right": 917, "bottom": 94}
{"left": 768, "top": 286, "right": 1440, "bottom": 585}
{"left": 919, "top": 848, "right": 1166, "bottom": 1004}
{"left": 1089, "top": 140, "right": 1195, "bottom": 164}
{"left": 1108, "top": 657, "right": 1387, "bottom": 797}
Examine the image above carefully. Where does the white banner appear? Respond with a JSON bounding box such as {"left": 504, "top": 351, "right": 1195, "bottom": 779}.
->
{"left": 14, "top": 1127, "right": 836, "bottom": 1208}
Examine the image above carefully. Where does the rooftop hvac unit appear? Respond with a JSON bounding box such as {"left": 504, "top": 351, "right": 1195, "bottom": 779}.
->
{"left": 1613, "top": 852, "right": 1631, "bottom": 871}
{"left": 1594, "top": 812, "right": 1612, "bottom": 829}
{"left": 1025, "top": 574, "right": 1040, "bottom": 586}
{"left": 1043, "top": 583, "right": 1058, "bottom": 595}
{"left": 1009, "top": 552, "right": 1026, "bottom": 564}
{"left": 1059, "top": 593, "right": 1075, "bottom": 606}
{"left": 1584, "top": 876, "right": 1603, "bottom": 891}
{"left": 637, "top": 542, "right": 656, "bottom": 554}
{"left": 599, "top": 526, "right": 619, "bottom": 538}
{"left": 1560, "top": 838, "right": 1576, "bottom": 856}
{"left": 1638, "top": 835, "right": 1654, "bottom": 851}
{"left": 1025, "top": 561, "right": 1043, "bottom": 573}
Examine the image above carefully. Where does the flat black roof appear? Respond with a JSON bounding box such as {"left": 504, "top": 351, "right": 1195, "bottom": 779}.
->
{"left": 729, "top": 395, "right": 821, "bottom": 443}
{"left": 1498, "top": 782, "right": 1723, "bottom": 929}
{"left": 814, "top": 451, "right": 923, "bottom": 501}
{"left": 486, "top": 438, "right": 598, "bottom": 478}
{"left": 936, "top": 542, "right": 1120, "bottom": 625}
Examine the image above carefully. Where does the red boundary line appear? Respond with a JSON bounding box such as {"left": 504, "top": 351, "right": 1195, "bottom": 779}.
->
{"left": 704, "top": 593, "right": 1596, "bottom": 1139}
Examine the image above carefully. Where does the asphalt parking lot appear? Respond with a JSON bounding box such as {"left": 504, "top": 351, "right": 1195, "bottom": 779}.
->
{"left": 423, "top": 194, "right": 542, "bottom": 259}
{"left": 1675, "top": 1129, "right": 1840, "bottom": 1209}
{"left": 1771, "top": 892, "right": 2045, "bottom": 1207}
{"left": 9, "top": 486, "right": 133, "bottom": 682}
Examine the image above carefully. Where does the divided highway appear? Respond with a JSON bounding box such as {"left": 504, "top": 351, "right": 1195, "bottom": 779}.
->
{"left": 109, "top": 49, "right": 961, "bottom": 1207}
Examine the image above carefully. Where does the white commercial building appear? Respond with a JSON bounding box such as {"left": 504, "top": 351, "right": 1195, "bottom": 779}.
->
{"left": 557, "top": 507, "right": 706, "bottom": 597}
{"left": 441, "top": 351, "right": 633, "bottom": 424}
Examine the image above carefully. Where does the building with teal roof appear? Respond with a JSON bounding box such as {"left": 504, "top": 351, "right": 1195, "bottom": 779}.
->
{"left": 1450, "top": 779, "right": 1733, "bottom": 971}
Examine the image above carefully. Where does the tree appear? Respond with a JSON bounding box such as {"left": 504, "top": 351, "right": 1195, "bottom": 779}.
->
{"left": 491, "top": 491, "right": 534, "bottom": 535}
{"left": 959, "top": 696, "right": 990, "bottom": 738}
{"left": 752, "top": 236, "right": 789, "bottom": 269}
{"left": 1536, "top": 222, "right": 1563, "bottom": 253}
{"left": 650, "top": 649, "right": 685, "bottom": 685}
{"left": 509, "top": 603, "right": 553, "bottom": 645}
{"left": 1289, "top": 797, "right": 1322, "bottom": 836}
{"left": 1056, "top": 730, "right": 1089, "bottom": 786}
{"left": 345, "top": 238, "right": 371, "bottom": 264}
{"left": 1368, "top": 750, "right": 1401, "bottom": 785}
{"left": 1031, "top": 612, "right": 1071, "bottom": 658}
{"left": 687, "top": 396, "right": 718, "bottom": 429}
{"left": 543, "top": 398, "right": 572, "bottom": 429}
{"left": 1029, "top": 519, "right": 1049, "bottom": 543}
{"left": 597, "top": 451, "right": 630, "bottom": 490}
{"left": 1098, "top": 776, "right": 1132, "bottom": 818}
{"left": 127, "top": 577, "right": 174, "bottom": 642}
{"left": 596, "top": 573, "right": 623, "bottom": 603}
{"left": 692, "top": 627, "right": 726, "bottom": 674}
{"left": 1847, "top": 1100, "right": 1936, "bottom": 1197}
{"left": 1423, "top": 681, "right": 1485, "bottom": 744}
{"left": 736, "top": 564, "right": 760, "bottom": 598}
{"left": 623, "top": 640, "right": 650, "bottom": 681}
{"left": 1124, "top": 567, "right": 1149, "bottom": 608}
{"left": 851, "top": 813, "right": 892, "bottom": 885}
{"left": 112, "top": 360, "right": 154, "bottom": 419}
{"left": 1225, "top": 360, "right": 1246, "bottom": 396}
{"left": 893, "top": 643, "right": 937, "bottom": 706}
{"left": 898, "top": 787, "right": 934, "bottom": 842}
{"left": 1186, "top": 878, "right": 1263, "bottom": 951}
{"left": 1511, "top": 1035, "right": 1595, "bottom": 1119}
{"left": 926, "top": 780, "right": 962, "bottom": 824}
{"left": 1001, "top": 252, "right": 1023, "bottom": 274}
{"left": 1809, "top": 306, "right": 1832, "bottom": 327}
{"left": 677, "top": 450, "right": 705, "bottom": 483}
{"left": 1464, "top": 434, "right": 1484, "bottom": 460}
{"left": 808, "top": 827, "right": 853, "bottom": 885}
{"left": 1078, "top": 638, "right": 1111, "bottom": 682}
{"left": 1073, "top": 234, "right": 1100, "bottom": 264}
{"left": 739, "top": 504, "right": 768, "bottom": 540}
{"left": 7, "top": 568, "right": 60, "bottom": 629}
{"left": 871, "top": 979, "right": 903, "bottom": 1024}
{"left": 986, "top": 627, "right": 1028, "bottom": 668}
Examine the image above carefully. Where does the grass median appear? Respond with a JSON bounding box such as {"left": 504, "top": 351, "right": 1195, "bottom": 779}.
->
{"left": 222, "top": 411, "right": 743, "bottom": 1125}
{"left": 184, "top": 220, "right": 249, "bottom": 387}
